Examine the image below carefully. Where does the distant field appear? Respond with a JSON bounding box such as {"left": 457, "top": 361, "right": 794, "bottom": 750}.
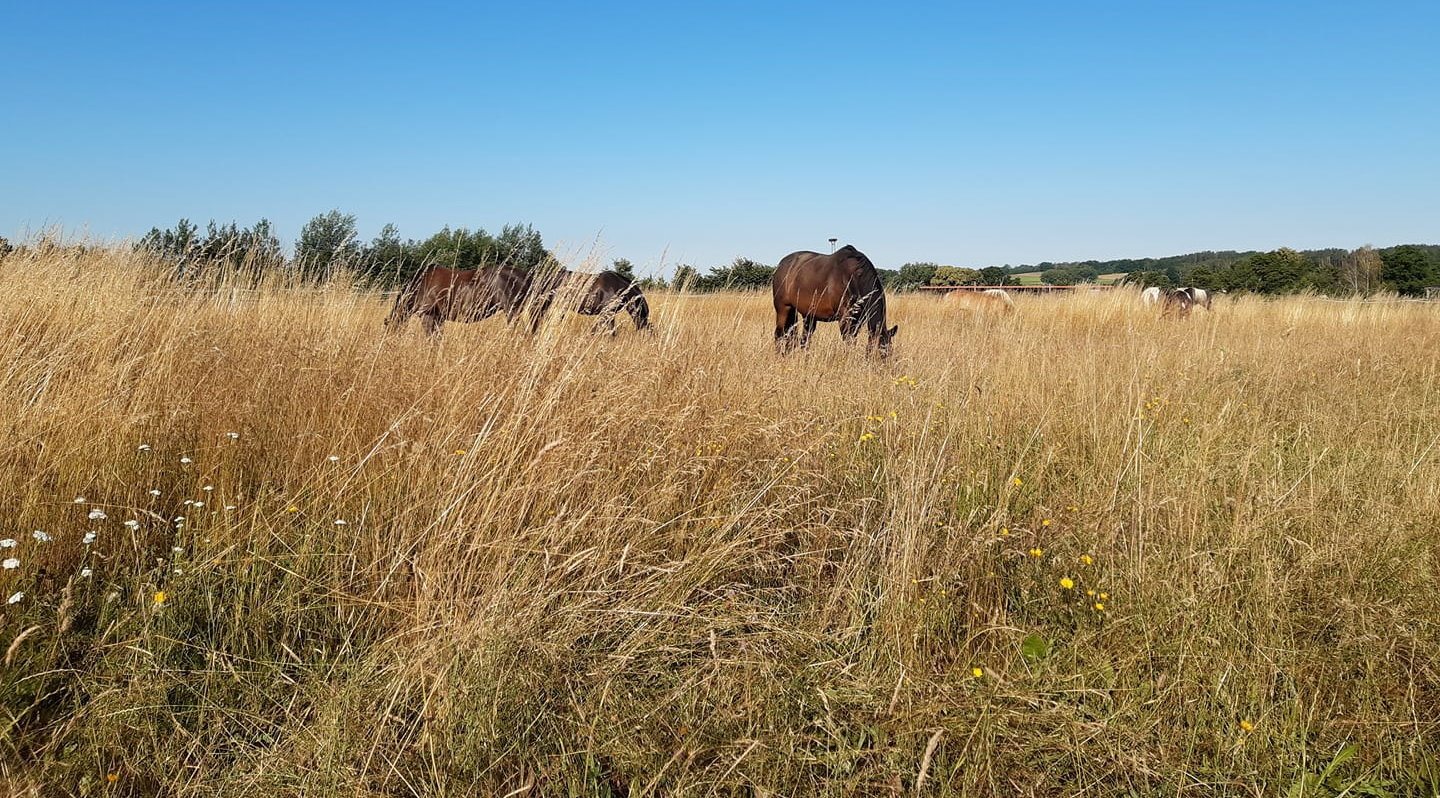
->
{"left": 3, "top": 248, "right": 1439, "bottom": 796}
{"left": 1011, "top": 271, "right": 1042, "bottom": 284}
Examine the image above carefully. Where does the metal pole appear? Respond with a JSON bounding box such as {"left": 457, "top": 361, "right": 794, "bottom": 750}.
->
{"left": 828, "top": 238, "right": 838, "bottom": 253}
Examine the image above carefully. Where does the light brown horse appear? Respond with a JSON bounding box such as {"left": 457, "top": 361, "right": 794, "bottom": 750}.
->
{"left": 1160, "top": 287, "right": 1194, "bottom": 318}
{"left": 384, "top": 264, "right": 546, "bottom": 334}
{"left": 772, "top": 244, "right": 897, "bottom": 356}
{"left": 944, "top": 287, "right": 1015, "bottom": 315}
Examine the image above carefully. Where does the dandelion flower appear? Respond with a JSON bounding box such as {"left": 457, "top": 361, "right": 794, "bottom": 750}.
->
{"left": 2, "top": 558, "right": 18, "bottom": 569}
{"left": 1067, "top": 504, "right": 1077, "bottom": 512}
{"left": 857, "top": 432, "right": 876, "bottom": 443}
{"left": 286, "top": 506, "right": 299, "bottom": 513}
{"left": 1079, "top": 554, "right": 1094, "bottom": 566}
{"left": 1099, "top": 592, "right": 1109, "bottom": 600}
{"left": 1239, "top": 719, "right": 1255, "bottom": 732}
{"left": 6, "top": 591, "right": 22, "bottom": 604}
{"left": 107, "top": 773, "right": 119, "bottom": 783}
{"left": 1094, "top": 602, "right": 1105, "bottom": 611}
{"left": 82, "top": 531, "right": 97, "bottom": 544}
{"left": 80, "top": 567, "right": 93, "bottom": 578}
{"left": 1041, "top": 518, "right": 1052, "bottom": 527}
{"left": 1086, "top": 589, "right": 1096, "bottom": 597}
{"left": 1000, "top": 527, "right": 1010, "bottom": 536}
{"left": 454, "top": 449, "right": 466, "bottom": 455}
{"left": 0, "top": 539, "right": 15, "bottom": 548}
{"left": 179, "top": 457, "right": 193, "bottom": 464}
{"left": 971, "top": 667, "right": 984, "bottom": 678}
{"left": 88, "top": 509, "right": 107, "bottom": 520}
{"left": 153, "top": 591, "right": 167, "bottom": 605}
{"left": 1012, "top": 477, "right": 1023, "bottom": 487}
{"left": 1059, "top": 577, "right": 1075, "bottom": 590}
{"left": 1028, "top": 548, "right": 1044, "bottom": 558}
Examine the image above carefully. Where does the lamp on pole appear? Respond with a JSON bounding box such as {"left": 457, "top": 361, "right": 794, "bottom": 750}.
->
{"left": 828, "top": 238, "right": 838, "bottom": 253}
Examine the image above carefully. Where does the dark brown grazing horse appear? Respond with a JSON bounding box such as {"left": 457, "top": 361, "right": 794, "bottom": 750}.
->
{"left": 535, "top": 270, "right": 651, "bottom": 334}
{"left": 772, "top": 244, "right": 897, "bottom": 356}
{"left": 384, "top": 264, "right": 547, "bottom": 335}
{"left": 1160, "top": 287, "right": 1194, "bottom": 319}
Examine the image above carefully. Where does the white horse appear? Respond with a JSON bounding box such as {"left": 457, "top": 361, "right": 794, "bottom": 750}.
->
{"left": 1140, "top": 286, "right": 1161, "bottom": 307}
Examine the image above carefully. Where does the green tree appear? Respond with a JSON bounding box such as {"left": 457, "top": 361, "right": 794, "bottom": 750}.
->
{"left": 890, "top": 262, "right": 939, "bottom": 291}
{"left": 1380, "top": 245, "right": 1436, "bottom": 296}
{"left": 977, "top": 266, "right": 1012, "bottom": 286}
{"left": 1041, "top": 265, "right": 1098, "bottom": 285}
{"left": 361, "top": 224, "right": 420, "bottom": 285}
{"left": 671, "top": 264, "right": 699, "bottom": 291}
{"left": 611, "top": 258, "right": 635, "bottom": 279}
{"left": 928, "top": 266, "right": 981, "bottom": 286}
{"left": 295, "top": 210, "right": 359, "bottom": 279}
{"left": 700, "top": 257, "right": 773, "bottom": 290}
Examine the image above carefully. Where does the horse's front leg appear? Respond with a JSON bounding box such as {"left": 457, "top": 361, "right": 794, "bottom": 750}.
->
{"left": 421, "top": 311, "right": 444, "bottom": 336}
{"left": 774, "top": 304, "right": 799, "bottom": 353}
{"left": 799, "top": 315, "right": 818, "bottom": 349}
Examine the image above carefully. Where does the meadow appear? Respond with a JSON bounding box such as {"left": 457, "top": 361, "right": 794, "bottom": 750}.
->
{"left": 1, "top": 246, "right": 1438, "bottom": 797}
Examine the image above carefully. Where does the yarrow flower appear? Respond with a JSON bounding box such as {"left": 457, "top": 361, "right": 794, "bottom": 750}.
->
{"left": 124, "top": 520, "right": 139, "bottom": 529}
{"left": 148, "top": 489, "right": 161, "bottom": 497}
{"left": 2, "top": 558, "right": 18, "bottom": 569}
{"left": 227, "top": 432, "right": 240, "bottom": 440}
{"left": 203, "top": 485, "right": 214, "bottom": 492}
{"left": 82, "top": 532, "right": 97, "bottom": 544}
{"left": 73, "top": 496, "right": 87, "bottom": 504}
{"left": 80, "top": 568, "right": 93, "bottom": 578}
{"left": 333, "top": 519, "right": 348, "bottom": 526}
{"left": 0, "top": 539, "right": 15, "bottom": 548}
{"left": 6, "top": 591, "right": 22, "bottom": 604}
{"left": 137, "top": 444, "right": 151, "bottom": 452}
{"left": 327, "top": 455, "right": 340, "bottom": 463}
{"left": 32, "top": 530, "right": 50, "bottom": 543}
{"left": 88, "top": 509, "right": 107, "bottom": 520}
{"left": 179, "top": 457, "right": 193, "bottom": 464}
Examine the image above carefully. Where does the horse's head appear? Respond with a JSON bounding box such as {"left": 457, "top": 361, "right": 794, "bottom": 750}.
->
{"left": 871, "top": 324, "right": 898, "bottom": 358}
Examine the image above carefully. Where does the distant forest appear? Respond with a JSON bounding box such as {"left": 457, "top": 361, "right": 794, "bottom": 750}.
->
{"left": 5, "top": 211, "right": 1436, "bottom": 297}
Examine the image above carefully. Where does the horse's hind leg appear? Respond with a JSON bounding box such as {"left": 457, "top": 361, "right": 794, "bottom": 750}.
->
{"left": 421, "top": 311, "right": 444, "bottom": 336}
{"left": 799, "top": 314, "right": 818, "bottom": 349}
{"left": 774, "top": 304, "right": 798, "bottom": 353}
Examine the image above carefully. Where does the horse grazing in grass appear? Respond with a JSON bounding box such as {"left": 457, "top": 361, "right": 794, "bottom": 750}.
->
{"left": 772, "top": 244, "right": 897, "bottom": 357}
{"left": 1140, "top": 286, "right": 1162, "bottom": 307}
{"left": 536, "top": 270, "right": 651, "bottom": 334}
{"left": 1182, "top": 287, "right": 1213, "bottom": 310}
{"left": 384, "top": 265, "right": 546, "bottom": 335}
{"left": 945, "top": 287, "right": 1015, "bottom": 315}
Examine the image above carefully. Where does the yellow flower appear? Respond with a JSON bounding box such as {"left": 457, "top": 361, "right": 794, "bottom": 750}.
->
{"left": 1099, "top": 592, "right": 1109, "bottom": 600}
{"left": 107, "top": 773, "right": 119, "bottom": 783}
{"left": 153, "top": 591, "right": 167, "bottom": 605}
{"left": 858, "top": 432, "right": 876, "bottom": 443}
{"left": 1012, "top": 477, "right": 1023, "bottom": 487}
{"left": 1239, "top": 719, "right": 1255, "bottom": 732}
{"left": 1086, "top": 589, "right": 1096, "bottom": 597}
{"left": 1079, "top": 554, "right": 1094, "bottom": 566}
{"left": 1028, "top": 547, "right": 1044, "bottom": 558}
{"left": 1067, "top": 504, "right": 1078, "bottom": 512}
{"left": 1183, "top": 417, "right": 1191, "bottom": 424}
{"left": 1000, "top": 527, "right": 1010, "bottom": 536}
{"left": 1093, "top": 602, "right": 1105, "bottom": 611}
{"left": 286, "top": 505, "right": 299, "bottom": 513}
{"left": 971, "top": 667, "right": 983, "bottom": 678}
{"left": 1059, "top": 577, "right": 1075, "bottom": 590}
{"left": 1041, "top": 518, "right": 1052, "bottom": 527}
{"left": 454, "top": 449, "right": 466, "bottom": 455}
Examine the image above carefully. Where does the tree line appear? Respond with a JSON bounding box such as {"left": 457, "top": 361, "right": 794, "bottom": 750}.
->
{"left": 4, "top": 215, "right": 1436, "bottom": 297}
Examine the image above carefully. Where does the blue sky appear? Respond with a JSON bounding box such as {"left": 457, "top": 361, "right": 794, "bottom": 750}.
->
{"left": 3, "top": 1, "right": 1437, "bottom": 275}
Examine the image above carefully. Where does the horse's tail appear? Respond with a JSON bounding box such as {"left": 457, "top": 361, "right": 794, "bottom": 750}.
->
{"left": 385, "top": 263, "right": 433, "bottom": 328}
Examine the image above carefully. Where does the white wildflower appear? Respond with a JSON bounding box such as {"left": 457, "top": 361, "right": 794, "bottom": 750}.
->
{"left": 193, "top": 501, "right": 204, "bottom": 508}
{"left": 203, "top": 485, "right": 214, "bottom": 492}
{"left": 87, "top": 508, "right": 107, "bottom": 520}
{"left": 2, "top": 558, "right": 18, "bottom": 570}
{"left": 82, "top": 531, "right": 97, "bottom": 544}
{"left": 0, "top": 539, "right": 15, "bottom": 548}
{"left": 123, "top": 520, "right": 140, "bottom": 529}
{"left": 172, "top": 546, "right": 184, "bottom": 554}
{"left": 137, "top": 444, "right": 151, "bottom": 451}
{"left": 223, "top": 505, "right": 236, "bottom": 511}
{"left": 327, "top": 455, "right": 340, "bottom": 462}
{"left": 226, "top": 432, "right": 240, "bottom": 440}
{"left": 333, "top": 519, "right": 348, "bottom": 526}
{"left": 73, "top": 496, "right": 87, "bottom": 504}
{"left": 79, "top": 568, "right": 93, "bottom": 578}
{"left": 6, "top": 592, "right": 22, "bottom": 604}
{"left": 179, "top": 456, "right": 193, "bottom": 464}
{"left": 148, "top": 489, "right": 161, "bottom": 497}
{"left": 31, "top": 530, "right": 50, "bottom": 543}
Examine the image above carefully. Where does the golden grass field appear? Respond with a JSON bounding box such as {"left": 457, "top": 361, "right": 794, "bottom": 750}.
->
{"left": 2, "top": 247, "right": 1439, "bottom": 797}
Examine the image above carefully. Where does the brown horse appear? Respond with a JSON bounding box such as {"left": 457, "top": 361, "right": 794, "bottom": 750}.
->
{"left": 1160, "top": 287, "right": 1194, "bottom": 318}
{"left": 535, "top": 270, "right": 651, "bottom": 334}
{"left": 772, "top": 244, "right": 897, "bottom": 356}
{"left": 384, "top": 264, "right": 547, "bottom": 335}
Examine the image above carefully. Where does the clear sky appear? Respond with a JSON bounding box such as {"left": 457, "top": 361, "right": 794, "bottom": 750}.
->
{"left": 3, "top": 1, "right": 1437, "bottom": 275}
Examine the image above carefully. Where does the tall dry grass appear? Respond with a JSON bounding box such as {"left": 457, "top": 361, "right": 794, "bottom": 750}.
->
{"left": 1, "top": 247, "right": 1438, "bottom": 797}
